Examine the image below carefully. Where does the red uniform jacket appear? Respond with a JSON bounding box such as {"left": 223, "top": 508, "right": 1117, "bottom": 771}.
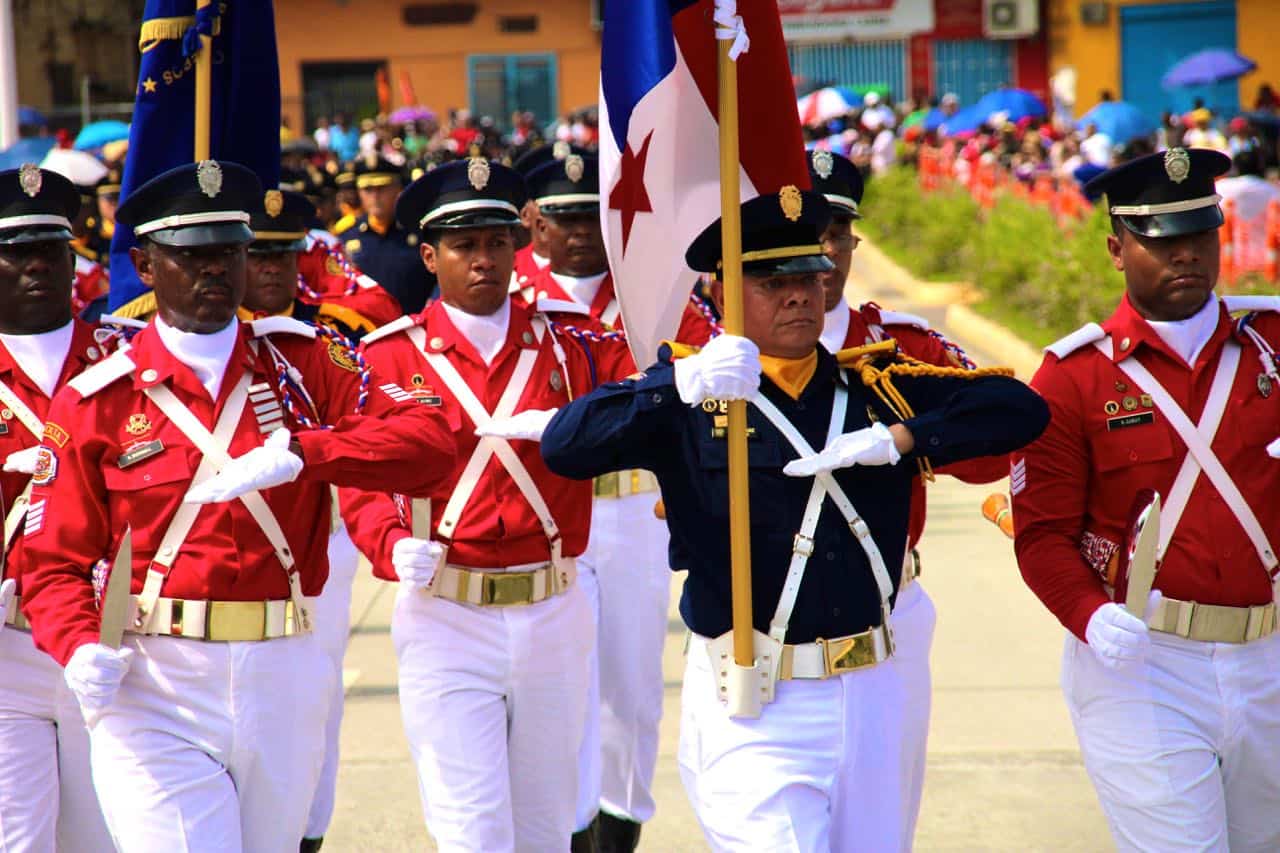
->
{"left": 512, "top": 243, "right": 549, "bottom": 291}
{"left": 1013, "top": 296, "right": 1280, "bottom": 640}
{"left": 517, "top": 268, "right": 622, "bottom": 328}
{"left": 296, "top": 241, "right": 402, "bottom": 328}
{"left": 21, "top": 319, "right": 456, "bottom": 665}
{"left": 0, "top": 320, "right": 112, "bottom": 595}
{"left": 341, "top": 298, "right": 634, "bottom": 577}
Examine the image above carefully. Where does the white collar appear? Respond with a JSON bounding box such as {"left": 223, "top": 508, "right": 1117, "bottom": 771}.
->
{"left": 820, "top": 298, "right": 851, "bottom": 354}
{"left": 1146, "top": 294, "right": 1220, "bottom": 367}
{"left": 154, "top": 316, "right": 240, "bottom": 400}
{"left": 441, "top": 298, "right": 510, "bottom": 365}
{"left": 0, "top": 320, "right": 75, "bottom": 398}
{"left": 550, "top": 271, "right": 608, "bottom": 308}
{"left": 531, "top": 250, "right": 550, "bottom": 270}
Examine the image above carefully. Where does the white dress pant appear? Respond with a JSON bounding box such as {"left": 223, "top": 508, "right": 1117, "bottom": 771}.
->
{"left": 575, "top": 492, "right": 671, "bottom": 825}
{"left": 887, "top": 580, "right": 937, "bottom": 843}
{"left": 679, "top": 635, "right": 912, "bottom": 852}
{"left": 0, "top": 626, "right": 112, "bottom": 853}
{"left": 393, "top": 578, "right": 593, "bottom": 852}
{"left": 1063, "top": 628, "right": 1280, "bottom": 853}
{"left": 89, "top": 632, "right": 335, "bottom": 853}
{"left": 573, "top": 564, "right": 602, "bottom": 831}
{"left": 304, "top": 523, "right": 361, "bottom": 839}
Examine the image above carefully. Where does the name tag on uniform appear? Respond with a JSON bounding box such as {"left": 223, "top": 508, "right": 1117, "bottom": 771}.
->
{"left": 117, "top": 439, "right": 165, "bottom": 468}
{"left": 1106, "top": 412, "right": 1155, "bottom": 431}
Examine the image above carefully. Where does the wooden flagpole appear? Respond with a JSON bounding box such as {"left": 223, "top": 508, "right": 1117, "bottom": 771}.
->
{"left": 194, "top": 0, "right": 213, "bottom": 161}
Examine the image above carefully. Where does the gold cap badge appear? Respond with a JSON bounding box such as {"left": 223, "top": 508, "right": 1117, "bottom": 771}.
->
{"left": 812, "top": 150, "right": 834, "bottom": 180}
{"left": 779, "top": 185, "right": 803, "bottom": 222}
{"left": 553, "top": 140, "right": 571, "bottom": 160}
{"left": 264, "top": 189, "right": 284, "bottom": 218}
{"left": 18, "top": 163, "right": 41, "bottom": 198}
{"left": 467, "top": 157, "right": 490, "bottom": 191}
{"left": 196, "top": 160, "right": 223, "bottom": 198}
{"left": 565, "top": 154, "right": 585, "bottom": 183}
{"left": 1164, "top": 147, "right": 1190, "bottom": 184}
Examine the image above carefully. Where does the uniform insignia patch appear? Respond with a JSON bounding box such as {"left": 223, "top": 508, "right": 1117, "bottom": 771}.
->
{"left": 1103, "top": 400, "right": 1120, "bottom": 415}
{"left": 411, "top": 373, "right": 425, "bottom": 387}
{"left": 125, "top": 413, "right": 152, "bottom": 436}
{"left": 553, "top": 140, "right": 571, "bottom": 160}
{"left": 1140, "top": 393, "right": 1153, "bottom": 407}
{"left": 196, "top": 159, "right": 223, "bottom": 198}
{"left": 31, "top": 447, "right": 57, "bottom": 486}
{"left": 325, "top": 255, "right": 342, "bottom": 276}
{"left": 1164, "top": 147, "right": 1191, "bottom": 184}
{"left": 264, "top": 190, "right": 284, "bottom": 218}
{"left": 811, "top": 150, "right": 834, "bottom": 179}
{"left": 701, "top": 399, "right": 719, "bottom": 413}
{"left": 24, "top": 497, "right": 45, "bottom": 536}
{"left": 0, "top": 409, "right": 11, "bottom": 420}
{"left": 117, "top": 439, "right": 165, "bottom": 469}
{"left": 565, "top": 154, "right": 585, "bottom": 183}
{"left": 409, "top": 387, "right": 442, "bottom": 406}
{"left": 1010, "top": 458, "right": 1027, "bottom": 496}
{"left": 468, "top": 157, "right": 491, "bottom": 191}
{"left": 1259, "top": 374, "right": 1273, "bottom": 398}
{"left": 326, "top": 339, "right": 360, "bottom": 373}
{"left": 1107, "top": 412, "right": 1155, "bottom": 431}
{"left": 1121, "top": 396, "right": 1138, "bottom": 411}
{"left": 18, "top": 163, "right": 41, "bottom": 197}
{"left": 779, "top": 185, "right": 803, "bottom": 222}
{"left": 42, "top": 422, "right": 70, "bottom": 448}
{"left": 248, "top": 382, "right": 284, "bottom": 433}
{"left": 549, "top": 370, "right": 563, "bottom": 392}
{"left": 379, "top": 382, "right": 414, "bottom": 403}
{"left": 344, "top": 239, "right": 361, "bottom": 255}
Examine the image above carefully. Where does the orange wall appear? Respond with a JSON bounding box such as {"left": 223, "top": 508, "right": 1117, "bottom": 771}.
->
{"left": 274, "top": 0, "right": 600, "bottom": 131}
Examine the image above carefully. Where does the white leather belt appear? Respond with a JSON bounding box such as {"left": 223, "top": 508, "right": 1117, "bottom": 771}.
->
{"left": 780, "top": 624, "right": 895, "bottom": 679}
{"left": 1151, "top": 596, "right": 1277, "bottom": 644}
{"left": 4, "top": 594, "right": 29, "bottom": 631}
{"left": 127, "top": 595, "right": 317, "bottom": 642}
{"left": 593, "top": 469, "right": 659, "bottom": 499}
{"left": 431, "top": 560, "right": 576, "bottom": 607}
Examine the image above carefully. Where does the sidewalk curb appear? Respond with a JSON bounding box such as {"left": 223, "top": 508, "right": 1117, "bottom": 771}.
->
{"left": 945, "top": 304, "right": 1044, "bottom": 379}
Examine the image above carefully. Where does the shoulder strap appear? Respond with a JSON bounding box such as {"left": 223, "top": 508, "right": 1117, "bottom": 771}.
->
{"left": 362, "top": 314, "right": 416, "bottom": 345}
{"left": 1222, "top": 295, "right": 1280, "bottom": 314}
{"left": 250, "top": 316, "right": 317, "bottom": 339}
{"left": 67, "top": 349, "right": 136, "bottom": 397}
{"left": 0, "top": 378, "right": 43, "bottom": 439}
{"left": 876, "top": 309, "right": 929, "bottom": 330}
{"left": 1045, "top": 323, "right": 1107, "bottom": 360}
{"left": 536, "top": 298, "right": 589, "bottom": 317}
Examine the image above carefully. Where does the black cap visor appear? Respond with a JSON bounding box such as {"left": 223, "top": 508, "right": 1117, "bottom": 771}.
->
{"left": 424, "top": 210, "right": 521, "bottom": 230}
{"left": 1117, "top": 205, "right": 1224, "bottom": 239}
{"left": 539, "top": 201, "right": 601, "bottom": 217}
{"left": 0, "top": 225, "right": 73, "bottom": 246}
{"left": 721, "top": 253, "right": 834, "bottom": 279}
{"left": 249, "top": 237, "right": 307, "bottom": 254}
{"left": 144, "top": 222, "right": 255, "bottom": 248}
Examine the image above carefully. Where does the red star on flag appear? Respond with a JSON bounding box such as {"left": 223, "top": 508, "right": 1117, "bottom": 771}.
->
{"left": 607, "top": 131, "right": 655, "bottom": 255}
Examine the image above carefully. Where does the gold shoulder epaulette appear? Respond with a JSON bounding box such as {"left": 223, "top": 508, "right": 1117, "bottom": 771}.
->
{"left": 317, "top": 302, "right": 377, "bottom": 336}
{"left": 835, "top": 339, "right": 898, "bottom": 368}
{"left": 662, "top": 340, "right": 701, "bottom": 360}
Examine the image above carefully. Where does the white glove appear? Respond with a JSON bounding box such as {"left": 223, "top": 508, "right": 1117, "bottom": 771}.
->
{"left": 475, "top": 408, "right": 559, "bottom": 442}
{"left": 0, "top": 578, "right": 14, "bottom": 627}
{"left": 64, "top": 642, "right": 134, "bottom": 724}
{"left": 184, "top": 428, "right": 304, "bottom": 504}
{"left": 1085, "top": 590, "right": 1163, "bottom": 670}
{"left": 392, "top": 537, "right": 444, "bottom": 591}
{"left": 782, "top": 422, "right": 901, "bottom": 478}
{"left": 673, "top": 334, "right": 761, "bottom": 405}
{"left": 3, "top": 446, "right": 43, "bottom": 475}
{"left": 1268, "top": 436, "right": 1280, "bottom": 458}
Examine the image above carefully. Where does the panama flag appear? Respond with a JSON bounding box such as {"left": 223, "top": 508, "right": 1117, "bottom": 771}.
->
{"left": 600, "top": 0, "right": 810, "bottom": 365}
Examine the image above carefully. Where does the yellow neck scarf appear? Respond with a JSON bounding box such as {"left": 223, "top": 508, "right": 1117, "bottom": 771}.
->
{"left": 759, "top": 350, "right": 818, "bottom": 400}
{"left": 367, "top": 214, "right": 391, "bottom": 236}
{"left": 236, "top": 302, "right": 294, "bottom": 323}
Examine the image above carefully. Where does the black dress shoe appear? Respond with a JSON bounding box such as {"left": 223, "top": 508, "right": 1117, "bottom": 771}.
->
{"left": 597, "top": 812, "right": 642, "bottom": 853}
{"left": 570, "top": 818, "right": 598, "bottom": 853}
{"left": 299, "top": 838, "right": 324, "bottom": 853}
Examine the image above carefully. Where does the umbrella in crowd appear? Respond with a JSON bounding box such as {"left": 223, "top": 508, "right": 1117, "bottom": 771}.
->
{"left": 797, "top": 86, "right": 858, "bottom": 126}
{"left": 973, "top": 88, "right": 1046, "bottom": 124}
{"left": 1162, "top": 48, "right": 1256, "bottom": 88}
{"left": 389, "top": 105, "right": 437, "bottom": 125}
{"left": 1076, "top": 100, "right": 1155, "bottom": 144}
{"left": 0, "top": 137, "right": 57, "bottom": 170}
{"left": 18, "top": 106, "right": 46, "bottom": 127}
{"left": 938, "top": 104, "right": 987, "bottom": 136}
{"left": 40, "top": 148, "right": 109, "bottom": 186}
{"left": 73, "top": 120, "right": 130, "bottom": 151}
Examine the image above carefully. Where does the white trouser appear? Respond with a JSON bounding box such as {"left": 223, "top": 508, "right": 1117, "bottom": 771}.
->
{"left": 887, "top": 580, "right": 937, "bottom": 842}
{"left": 0, "top": 626, "right": 112, "bottom": 853}
{"left": 587, "top": 493, "right": 671, "bottom": 824}
{"left": 89, "top": 632, "right": 335, "bottom": 853}
{"left": 679, "top": 635, "right": 912, "bottom": 852}
{"left": 1063, "top": 628, "right": 1280, "bottom": 853}
{"left": 393, "top": 578, "right": 593, "bottom": 853}
{"left": 304, "top": 523, "right": 361, "bottom": 839}
{"left": 573, "top": 563, "right": 602, "bottom": 831}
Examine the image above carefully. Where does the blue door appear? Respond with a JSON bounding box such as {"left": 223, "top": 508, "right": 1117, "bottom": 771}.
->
{"left": 787, "top": 40, "right": 907, "bottom": 102}
{"left": 467, "top": 54, "right": 559, "bottom": 130}
{"left": 1120, "top": 1, "right": 1238, "bottom": 123}
{"left": 932, "top": 39, "right": 1014, "bottom": 108}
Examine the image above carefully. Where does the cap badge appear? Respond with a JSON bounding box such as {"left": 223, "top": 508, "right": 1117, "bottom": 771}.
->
{"left": 812, "top": 150, "right": 834, "bottom": 180}
{"left": 553, "top": 140, "right": 571, "bottom": 160}
{"left": 196, "top": 160, "right": 223, "bottom": 198}
{"left": 1164, "top": 148, "right": 1190, "bottom": 184}
{"left": 779, "top": 185, "right": 803, "bottom": 222}
{"left": 467, "top": 157, "right": 491, "bottom": 191}
{"left": 264, "top": 190, "right": 284, "bottom": 218}
{"left": 18, "top": 163, "right": 41, "bottom": 197}
{"left": 565, "top": 154, "right": 585, "bottom": 184}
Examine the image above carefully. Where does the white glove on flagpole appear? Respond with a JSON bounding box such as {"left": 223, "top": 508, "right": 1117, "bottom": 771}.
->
{"left": 782, "top": 422, "right": 901, "bottom": 478}
{"left": 475, "top": 408, "right": 559, "bottom": 442}
{"left": 184, "top": 428, "right": 304, "bottom": 504}
{"left": 392, "top": 537, "right": 444, "bottom": 591}
{"left": 673, "top": 334, "right": 761, "bottom": 405}
{"left": 0, "top": 578, "right": 14, "bottom": 627}
{"left": 64, "top": 642, "right": 134, "bottom": 725}
{"left": 1085, "top": 591, "right": 1163, "bottom": 670}
{"left": 3, "top": 446, "right": 43, "bottom": 475}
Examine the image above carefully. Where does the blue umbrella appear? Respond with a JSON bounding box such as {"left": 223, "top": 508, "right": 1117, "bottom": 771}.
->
{"left": 921, "top": 108, "right": 948, "bottom": 132}
{"left": 973, "top": 88, "right": 1047, "bottom": 123}
{"left": 1162, "top": 49, "right": 1256, "bottom": 88}
{"left": 0, "top": 137, "right": 57, "bottom": 171}
{"left": 1076, "top": 101, "right": 1155, "bottom": 144}
{"left": 938, "top": 104, "right": 988, "bottom": 136}
{"left": 18, "top": 106, "right": 46, "bottom": 127}
{"left": 73, "top": 120, "right": 130, "bottom": 151}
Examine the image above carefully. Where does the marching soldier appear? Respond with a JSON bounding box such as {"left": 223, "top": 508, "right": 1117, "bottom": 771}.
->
{"left": 330, "top": 165, "right": 360, "bottom": 236}
{"left": 339, "top": 158, "right": 633, "bottom": 852}
{"left": 336, "top": 155, "right": 435, "bottom": 314}
{"left": 540, "top": 189, "right": 1048, "bottom": 850}
{"left": 19, "top": 160, "right": 457, "bottom": 852}
{"left": 521, "top": 151, "right": 668, "bottom": 851}
{"left": 509, "top": 142, "right": 582, "bottom": 294}
{"left": 0, "top": 165, "right": 114, "bottom": 852}
{"left": 1013, "top": 148, "right": 1280, "bottom": 852}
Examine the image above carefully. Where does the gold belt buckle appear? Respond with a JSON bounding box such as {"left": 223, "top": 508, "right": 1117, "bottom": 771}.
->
{"left": 593, "top": 473, "right": 620, "bottom": 499}
{"left": 207, "top": 601, "right": 267, "bottom": 641}
{"left": 481, "top": 571, "right": 536, "bottom": 606}
{"left": 819, "top": 631, "right": 877, "bottom": 675}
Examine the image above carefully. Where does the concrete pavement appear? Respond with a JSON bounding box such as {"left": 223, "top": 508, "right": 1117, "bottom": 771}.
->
{"left": 320, "top": 251, "right": 1113, "bottom": 850}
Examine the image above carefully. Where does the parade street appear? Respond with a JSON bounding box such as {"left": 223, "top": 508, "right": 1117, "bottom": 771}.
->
{"left": 321, "top": 253, "right": 1114, "bottom": 852}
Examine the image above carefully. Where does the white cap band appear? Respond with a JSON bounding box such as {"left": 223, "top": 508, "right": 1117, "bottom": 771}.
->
{"left": 1110, "top": 194, "right": 1221, "bottom": 217}
{"left": 133, "top": 210, "right": 251, "bottom": 236}
{"left": 0, "top": 214, "right": 72, "bottom": 232}
{"left": 419, "top": 199, "right": 520, "bottom": 227}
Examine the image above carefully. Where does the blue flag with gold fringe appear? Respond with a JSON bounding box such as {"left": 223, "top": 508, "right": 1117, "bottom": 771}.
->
{"left": 108, "top": 0, "right": 281, "bottom": 316}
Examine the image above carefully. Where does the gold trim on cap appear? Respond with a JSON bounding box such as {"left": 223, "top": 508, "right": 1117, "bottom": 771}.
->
{"left": 252, "top": 230, "right": 306, "bottom": 241}
{"left": 717, "top": 244, "right": 824, "bottom": 268}
{"left": 355, "top": 174, "right": 398, "bottom": 189}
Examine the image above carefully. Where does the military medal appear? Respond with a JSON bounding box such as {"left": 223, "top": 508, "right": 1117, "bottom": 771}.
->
{"left": 1122, "top": 396, "right": 1138, "bottom": 412}
{"left": 549, "top": 370, "right": 564, "bottom": 392}
{"left": 1104, "top": 401, "right": 1120, "bottom": 416}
